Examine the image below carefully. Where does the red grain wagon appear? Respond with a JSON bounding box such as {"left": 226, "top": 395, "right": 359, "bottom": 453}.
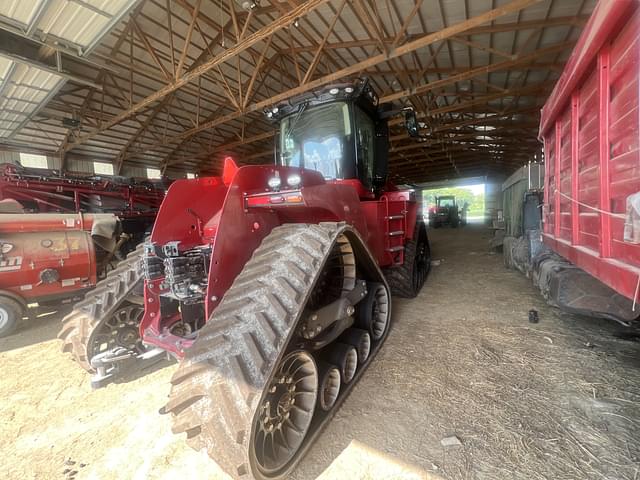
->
{"left": 539, "top": 0, "right": 640, "bottom": 316}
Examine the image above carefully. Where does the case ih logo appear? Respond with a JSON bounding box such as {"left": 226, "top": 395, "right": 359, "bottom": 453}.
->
{"left": 0, "top": 242, "right": 21, "bottom": 271}
{"left": 0, "top": 256, "right": 22, "bottom": 272}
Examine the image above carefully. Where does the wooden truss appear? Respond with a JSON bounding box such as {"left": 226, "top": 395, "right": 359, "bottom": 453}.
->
{"left": 10, "top": 0, "right": 589, "bottom": 182}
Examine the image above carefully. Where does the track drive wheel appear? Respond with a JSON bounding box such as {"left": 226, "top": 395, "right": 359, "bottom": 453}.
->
{"left": 165, "top": 223, "right": 391, "bottom": 480}
{"left": 58, "top": 242, "right": 145, "bottom": 372}
{"left": 0, "top": 296, "right": 24, "bottom": 338}
{"left": 384, "top": 222, "right": 431, "bottom": 298}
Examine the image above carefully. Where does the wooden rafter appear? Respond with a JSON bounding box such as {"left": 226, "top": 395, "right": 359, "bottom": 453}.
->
{"left": 13, "top": 0, "right": 594, "bottom": 182}
{"left": 64, "top": 0, "right": 331, "bottom": 153}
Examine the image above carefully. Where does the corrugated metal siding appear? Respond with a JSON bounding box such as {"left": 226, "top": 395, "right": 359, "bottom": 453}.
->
{"left": 0, "top": 150, "right": 19, "bottom": 164}
{"left": 0, "top": 63, "right": 64, "bottom": 138}
{"left": 0, "top": 148, "right": 56, "bottom": 168}
{"left": 64, "top": 157, "right": 167, "bottom": 180}
{"left": 38, "top": 0, "right": 131, "bottom": 48}
{"left": 121, "top": 165, "right": 149, "bottom": 178}
{"left": 0, "top": 0, "right": 137, "bottom": 140}
{"left": 485, "top": 182, "right": 502, "bottom": 217}
{"left": 0, "top": 0, "right": 43, "bottom": 25}
{"left": 66, "top": 157, "right": 94, "bottom": 174}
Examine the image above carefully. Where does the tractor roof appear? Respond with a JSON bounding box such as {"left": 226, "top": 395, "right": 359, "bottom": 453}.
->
{"left": 265, "top": 78, "right": 379, "bottom": 122}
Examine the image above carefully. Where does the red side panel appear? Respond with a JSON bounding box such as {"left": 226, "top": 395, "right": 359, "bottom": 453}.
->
{"left": 540, "top": 0, "right": 640, "bottom": 301}
{"left": 0, "top": 230, "right": 95, "bottom": 301}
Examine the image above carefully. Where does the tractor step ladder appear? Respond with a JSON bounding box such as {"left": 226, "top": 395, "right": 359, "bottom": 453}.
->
{"left": 382, "top": 197, "right": 406, "bottom": 266}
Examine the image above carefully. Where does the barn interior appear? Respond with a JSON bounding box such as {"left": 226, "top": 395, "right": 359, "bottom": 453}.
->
{"left": 1, "top": 1, "right": 639, "bottom": 480}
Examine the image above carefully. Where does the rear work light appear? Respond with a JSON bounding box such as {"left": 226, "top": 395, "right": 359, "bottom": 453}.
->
{"left": 245, "top": 191, "right": 304, "bottom": 208}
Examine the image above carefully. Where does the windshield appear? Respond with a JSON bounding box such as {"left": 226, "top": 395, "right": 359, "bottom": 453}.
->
{"left": 438, "top": 197, "right": 455, "bottom": 207}
{"left": 279, "top": 102, "right": 351, "bottom": 179}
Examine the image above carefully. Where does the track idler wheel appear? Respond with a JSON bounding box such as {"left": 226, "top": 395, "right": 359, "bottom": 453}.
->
{"left": 356, "top": 282, "right": 390, "bottom": 341}
{"left": 339, "top": 328, "right": 371, "bottom": 365}
{"left": 253, "top": 351, "right": 318, "bottom": 477}
{"left": 326, "top": 343, "right": 358, "bottom": 384}
{"left": 317, "top": 362, "right": 341, "bottom": 411}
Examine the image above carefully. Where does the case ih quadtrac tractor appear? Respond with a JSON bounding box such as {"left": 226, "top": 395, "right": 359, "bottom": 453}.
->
{"left": 59, "top": 79, "right": 430, "bottom": 479}
{"left": 0, "top": 164, "right": 167, "bottom": 337}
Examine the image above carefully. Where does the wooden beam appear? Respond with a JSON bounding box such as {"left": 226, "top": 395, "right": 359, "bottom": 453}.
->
{"left": 243, "top": 37, "right": 274, "bottom": 108}
{"left": 166, "top": 0, "right": 175, "bottom": 78}
{"left": 131, "top": 18, "right": 172, "bottom": 81}
{"left": 279, "top": 16, "right": 589, "bottom": 54}
{"left": 302, "top": 0, "right": 347, "bottom": 85}
{"left": 173, "top": 0, "right": 544, "bottom": 142}
{"left": 65, "top": 0, "right": 330, "bottom": 153}
{"left": 114, "top": 94, "right": 174, "bottom": 174}
{"left": 380, "top": 40, "right": 573, "bottom": 103}
{"left": 392, "top": 0, "right": 424, "bottom": 47}
{"left": 176, "top": 0, "right": 202, "bottom": 77}
{"left": 429, "top": 83, "right": 548, "bottom": 115}
{"left": 451, "top": 35, "right": 515, "bottom": 60}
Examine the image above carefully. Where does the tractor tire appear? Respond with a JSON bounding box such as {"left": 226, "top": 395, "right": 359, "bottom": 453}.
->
{"left": 0, "top": 297, "right": 24, "bottom": 338}
{"left": 58, "top": 242, "right": 145, "bottom": 372}
{"left": 384, "top": 222, "right": 431, "bottom": 298}
{"left": 165, "top": 223, "right": 391, "bottom": 480}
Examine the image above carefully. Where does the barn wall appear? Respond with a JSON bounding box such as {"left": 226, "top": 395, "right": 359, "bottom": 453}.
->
{"left": 0, "top": 148, "right": 58, "bottom": 169}
{"left": 65, "top": 157, "right": 95, "bottom": 174}
{"left": 0, "top": 150, "right": 20, "bottom": 164}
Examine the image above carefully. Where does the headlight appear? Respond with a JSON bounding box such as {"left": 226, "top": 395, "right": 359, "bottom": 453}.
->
{"left": 329, "top": 88, "right": 339, "bottom": 95}
{"left": 267, "top": 176, "right": 281, "bottom": 190}
{"left": 287, "top": 173, "right": 301, "bottom": 188}
{"left": 1, "top": 242, "right": 13, "bottom": 254}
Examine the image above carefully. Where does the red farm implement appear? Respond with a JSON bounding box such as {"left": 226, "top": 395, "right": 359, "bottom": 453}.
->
{"left": 536, "top": 0, "right": 640, "bottom": 324}
{"left": 0, "top": 163, "right": 167, "bottom": 337}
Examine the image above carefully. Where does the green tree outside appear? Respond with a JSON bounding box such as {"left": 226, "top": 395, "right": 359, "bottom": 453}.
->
{"left": 422, "top": 186, "right": 485, "bottom": 217}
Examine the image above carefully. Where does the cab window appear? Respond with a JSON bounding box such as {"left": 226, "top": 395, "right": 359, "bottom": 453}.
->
{"left": 354, "top": 107, "right": 375, "bottom": 189}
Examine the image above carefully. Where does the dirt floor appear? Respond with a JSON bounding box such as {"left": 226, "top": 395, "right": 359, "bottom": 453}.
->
{"left": 2, "top": 224, "right": 640, "bottom": 480}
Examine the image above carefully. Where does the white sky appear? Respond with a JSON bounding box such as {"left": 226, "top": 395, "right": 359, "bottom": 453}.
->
{"left": 462, "top": 184, "right": 485, "bottom": 195}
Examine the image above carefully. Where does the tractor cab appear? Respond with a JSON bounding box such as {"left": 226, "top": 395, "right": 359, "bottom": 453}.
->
{"left": 267, "top": 79, "right": 418, "bottom": 198}
{"left": 429, "top": 195, "right": 461, "bottom": 228}
{"left": 436, "top": 195, "right": 457, "bottom": 209}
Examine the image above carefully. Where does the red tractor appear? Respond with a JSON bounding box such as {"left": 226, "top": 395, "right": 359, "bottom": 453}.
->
{"left": 428, "top": 195, "right": 462, "bottom": 228}
{"left": 0, "top": 165, "right": 166, "bottom": 336}
{"left": 60, "top": 79, "right": 430, "bottom": 479}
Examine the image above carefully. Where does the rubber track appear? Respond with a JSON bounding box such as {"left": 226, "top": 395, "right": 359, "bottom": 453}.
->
{"left": 384, "top": 223, "right": 431, "bottom": 298}
{"left": 57, "top": 242, "right": 144, "bottom": 372}
{"left": 385, "top": 237, "right": 419, "bottom": 298}
{"left": 166, "top": 223, "right": 354, "bottom": 479}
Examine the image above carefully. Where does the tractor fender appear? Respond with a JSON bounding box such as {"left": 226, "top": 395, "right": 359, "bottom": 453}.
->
{"left": 0, "top": 289, "right": 27, "bottom": 310}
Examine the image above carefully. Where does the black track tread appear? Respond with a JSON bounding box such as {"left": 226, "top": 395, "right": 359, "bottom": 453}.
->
{"left": 166, "top": 223, "right": 350, "bottom": 479}
{"left": 384, "top": 223, "right": 429, "bottom": 299}
{"left": 384, "top": 239, "right": 418, "bottom": 298}
{"left": 57, "top": 242, "right": 144, "bottom": 372}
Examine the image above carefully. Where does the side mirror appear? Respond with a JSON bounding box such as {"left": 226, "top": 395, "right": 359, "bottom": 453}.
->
{"left": 404, "top": 109, "right": 420, "bottom": 137}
